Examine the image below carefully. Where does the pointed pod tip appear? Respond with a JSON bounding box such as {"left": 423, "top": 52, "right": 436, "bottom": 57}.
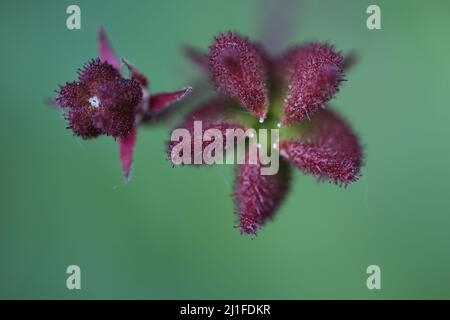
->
{"left": 149, "top": 86, "right": 193, "bottom": 113}
{"left": 97, "top": 26, "right": 120, "bottom": 71}
{"left": 209, "top": 32, "right": 269, "bottom": 120}
{"left": 118, "top": 129, "right": 137, "bottom": 183}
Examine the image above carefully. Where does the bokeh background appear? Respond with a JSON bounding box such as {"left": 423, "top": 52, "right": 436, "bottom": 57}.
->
{"left": 1, "top": 0, "right": 450, "bottom": 299}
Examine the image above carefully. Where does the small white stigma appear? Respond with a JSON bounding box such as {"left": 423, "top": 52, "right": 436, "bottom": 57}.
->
{"left": 142, "top": 88, "right": 150, "bottom": 101}
{"left": 277, "top": 122, "right": 281, "bottom": 128}
{"left": 259, "top": 117, "right": 265, "bottom": 124}
{"left": 89, "top": 96, "right": 100, "bottom": 108}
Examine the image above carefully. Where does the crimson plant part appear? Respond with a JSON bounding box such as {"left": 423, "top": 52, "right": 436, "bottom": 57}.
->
{"left": 172, "top": 32, "right": 363, "bottom": 235}
{"left": 52, "top": 27, "right": 192, "bottom": 179}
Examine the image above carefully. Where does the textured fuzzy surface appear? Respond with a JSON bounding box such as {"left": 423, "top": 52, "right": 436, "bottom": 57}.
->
{"left": 279, "top": 109, "right": 362, "bottom": 185}
{"left": 65, "top": 107, "right": 101, "bottom": 139}
{"left": 171, "top": 33, "right": 363, "bottom": 234}
{"left": 77, "top": 58, "right": 120, "bottom": 92}
{"left": 56, "top": 59, "right": 142, "bottom": 139}
{"left": 92, "top": 106, "right": 136, "bottom": 138}
{"left": 234, "top": 158, "right": 291, "bottom": 235}
{"left": 209, "top": 32, "right": 269, "bottom": 120}
{"left": 168, "top": 122, "right": 244, "bottom": 165}
{"left": 167, "top": 98, "right": 245, "bottom": 164}
{"left": 57, "top": 82, "right": 89, "bottom": 109}
{"left": 279, "top": 43, "right": 344, "bottom": 125}
{"left": 52, "top": 27, "right": 191, "bottom": 180}
{"left": 96, "top": 77, "right": 142, "bottom": 110}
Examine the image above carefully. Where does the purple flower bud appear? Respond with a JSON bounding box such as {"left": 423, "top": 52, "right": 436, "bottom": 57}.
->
{"left": 51, "top": 27, "right": 191, "bottom": 180}
{"left": 56, "top": 59, "right": 142, "bottom": 139}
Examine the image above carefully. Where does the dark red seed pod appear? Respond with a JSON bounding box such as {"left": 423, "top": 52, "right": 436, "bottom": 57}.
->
{"left": 279, "top": 109, "right": 362, "bottom": 186}
{"left": 209, "top": 32, "right": 269, "bottom": 121}
{"left": 234, "top": 157, "right": 291, "bottom": 235}
{"left": 280, "top": 43, "right": 344, "bottom": 125}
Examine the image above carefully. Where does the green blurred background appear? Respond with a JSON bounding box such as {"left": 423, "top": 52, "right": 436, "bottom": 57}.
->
{"left": 1, "top": 0, "right": 449, "bottom": 299}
